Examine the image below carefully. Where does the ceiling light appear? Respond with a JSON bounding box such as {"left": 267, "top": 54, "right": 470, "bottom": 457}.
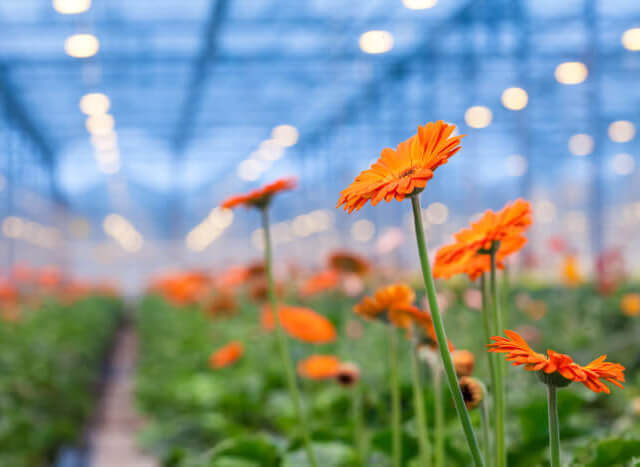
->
{"left": 86, "top": 114, "right": 115, "bottom": 135}
{"left": 568, "top": 134, "right": 593, "bottom": 156}
{"left": 271, "top": 125, "right": 299, "bottom": 147}
{"left": 555, "top": 62, "right": 587, "bottom": 85}
{"left": 53, "top": 0, "right": 91, "bottom": 14}
{"left": 359, "top": 30, "right": 394, "bottom": 54}
{"left": 79, "top": 93, "right": 110, "bottom": 115}
{"left": 464, "top": 106, "right": 492, "bottom": 128}
{"left": 608, "top": 120, "right": 635, "bottom": 143}
{"left": 622, "top": 28, "right": 640, "bottom": 51}
{"left": 501, "top": 87, "right": 528, "bottom": 110}
{"left": 402, "top": 0, "right": 437, "bottom": 9}
{"left": 65, "top": 33, "right": 99, "bottom": 58}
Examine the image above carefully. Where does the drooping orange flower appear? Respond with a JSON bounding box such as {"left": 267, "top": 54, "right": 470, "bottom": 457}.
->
{"left": 459, "top": 376, "right": 484, "bottom": 410}
{"left": 209, "top": 341, "right": 244, "bottom": 369}
{"left": 337, "top": 121, "right": 464, "bottom": 213}
{"left": 488, "top": 330, "right": 625, "bottom": 394}
{"left": 300, "top": 269, "right": 340, "bottom": 297}
{"left": 433, "top": 200, "right": 532, "bottom": 280}
{"left": 297, "top": 355, "right": 341, "bottom": 380}
{"left": 221, "top": 177, "right": 297, "bottom": 210}
{"left": 327, "top": 251, "right": 370, "bottom": 277}
{"left": 261, "top": 305, "right": 337, "bottom": 343}
{"left": 353, "top": 284, "right": 415, "bottom": 320}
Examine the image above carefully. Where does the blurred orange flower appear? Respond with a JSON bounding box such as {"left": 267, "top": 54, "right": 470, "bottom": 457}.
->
{"left": 620, "top": 293, "right": 640, "bottom": 317}
{"left": 433, "top": 200, "right": 532, "bottom": 280}
{"left": 206, "top": 291, "right": 236, "bottom": 317}
{"left": 0, "top": 280, "right": 19, "bottom": 304}
{"left": 488, "top": 330, "right": 625, "bottom": 394}
{"left": 337, "top": 121, "right": 463, "bottom": 213}
{"left": 249, "top": 279, "right": 284, "bottom": 303}
{"left": 262, "top": 305, "right": 337, "bottom": 343}
{"left": 209, "top": 341, "right": 244, "bottom": 369}
{"left": 216, "top": 266, "right": 252, "bottom": 289}
{"left": 37, "top": 266, "right": 62, "bottom": 289}
{"left": 328, "top": 251, "right": 370, "bottom": 276}
{"left": 297, "top": 355, "right": 341, "bottom": 380}
{"left": 300, "top": 269, "right": 340, "bottom": 297}
{"left": 152, "top": 271, "right": 211, "bottom": 306}
{"left": 391, "top": 304, "right": 455, "bottom": 351}
{"left": 221, "top": 177, "right": 297, "bottom": 210}
{"left": 562, "top": 255, "right": 581, "bottom": 287}
{"left": 11, "top": 263, "right": 32, "bottom": 283}
{"left": 353, "top": 284, "right": 415, "bottom": 320}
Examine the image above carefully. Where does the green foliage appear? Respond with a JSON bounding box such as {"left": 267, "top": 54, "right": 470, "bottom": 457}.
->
{"left": 0, "top": 295, "right": 122, "bottom": 466}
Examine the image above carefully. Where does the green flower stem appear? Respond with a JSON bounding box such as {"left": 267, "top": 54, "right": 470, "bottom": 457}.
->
{"left": 489, "top": 248, "right": 506, "bottom": 467}
{"left": 409, "top": 333, "right": 431, "bottom": 466}
{"left": 480, "top": 274, "right": 496, "bottom": 467}
{"left": 352, "top": 383, "right": 366, "bottom": 464}
{"left": 501, "top": 264, "right": 510, "bottom": 328}
{"left": 480, "top": 385, "right": 491, "bottom": 466}
{"left": 261, "top": 207, "right": 318, "bottom": 467}
{"left": 433, "top": 365, "right": 445, "bottom": 467}
{"left": 546, "top": 384, "right": 560, "bottom": 467}
{"left": 480, "top": 274, "right": 497, "bottom": 379}
{"left": 410, "top": 195, "right": 485, "bottom": 467}
{"left": 389, "top": 326, "right": 402, "bottom": 467}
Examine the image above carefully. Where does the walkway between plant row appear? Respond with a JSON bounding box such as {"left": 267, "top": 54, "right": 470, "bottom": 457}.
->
{"left": 88, "top": 324, "right": 157, "bottom": 467}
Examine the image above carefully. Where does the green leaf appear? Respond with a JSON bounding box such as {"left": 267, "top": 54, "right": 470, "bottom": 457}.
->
{"left": 210, "top": 457, "right": 261, "bottom": 467}
{"left": 209, "top": 435, "right": 280, "bottom": 467}
{"left": 587, "top": 438, "right": 640, "bottom": 467}
{"left": 282, "top": 442, "right": 359, "bottom": 467}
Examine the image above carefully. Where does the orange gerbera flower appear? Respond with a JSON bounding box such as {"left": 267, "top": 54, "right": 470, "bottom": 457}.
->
{"left": 488, "top": 330, "right": 625, "bottom": 393}
{"left": 433, "top": 200, "right": 532, "bottom": 280}
{"left": 221, "top": 177, "right": 297, "bottom": 209}
{"left": 300, "top": 269, "right": 340, "bottom": 297}
{"left": 209, "top": 341, "right": 244, "bottom": 369}
{"left": 353, "top": 284, "right": 415, "bottom": 320}
{"left": 297, "top": 355, "right": 341, "bottom": 380}
{"left": 261, "top": 305, "right": 337, "bottom": 343}
{"left": 327, "top": 251, "right": 370, "bottom": 276}
{"left": 337, "top": 121, "right": 464, "bottom": 213}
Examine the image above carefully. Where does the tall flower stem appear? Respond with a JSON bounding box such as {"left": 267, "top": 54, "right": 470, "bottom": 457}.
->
{"left": 489, "top": 247, "right": 506, "bottom": 467}
{"left": 409, "top": 334, "right": 431, "bottom": 466}
{"left": 352, "top": 383, "right": 366, "bottom": 463}
{"left": 480, "top": 385, "right": 491, "bottom": 466}
{"left": 389, "top": 326, "right": 402, "bottom": 467}
{"left": 410, "top": 195, "right": 485, "bottom": 467}
{"left": 480, "top": 274, "right": 496, "bottom": 379}
{"left": 433, "top": 365, "right": 445, "bottom": 467}
{"left": 480, "top": 274, "right": 496, "bottom": 467}
{"left": 546, "top": 384, "right": 560, "bottom": 467}
{"left": 261, "top": 207, "right": 317, "bottom": 467}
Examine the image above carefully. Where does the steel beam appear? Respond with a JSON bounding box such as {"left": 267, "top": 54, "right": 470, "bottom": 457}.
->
{"left": 172, "top": 0, "right": 231, "bottom": 154}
